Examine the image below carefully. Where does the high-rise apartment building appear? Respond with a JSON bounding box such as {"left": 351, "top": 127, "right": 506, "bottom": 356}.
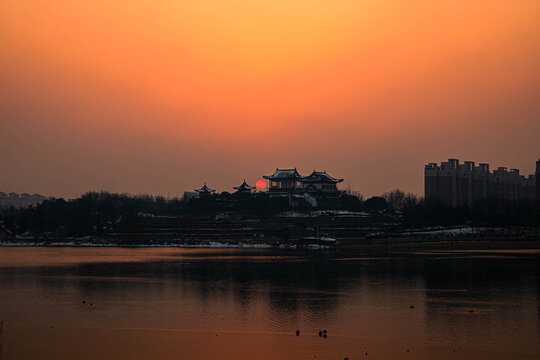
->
{"left": 425, "top": 158, "right": 538, "bottom": 207}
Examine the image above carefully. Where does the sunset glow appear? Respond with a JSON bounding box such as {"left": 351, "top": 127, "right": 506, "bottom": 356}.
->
{"left": 1, "top": 1, "right": 539, "bottom": 197}
{"left": 255, "top": 180, "right": 267, "bottom": 190}
{"left": 1, "top": 3, "right": 540, "bottom": 357}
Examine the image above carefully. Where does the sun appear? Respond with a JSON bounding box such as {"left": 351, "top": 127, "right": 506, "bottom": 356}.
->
{"left": 255, "top": 179, "right": 267, "bottom": 190}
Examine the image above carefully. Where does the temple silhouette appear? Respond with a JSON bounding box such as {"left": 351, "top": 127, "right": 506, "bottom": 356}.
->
{"left": 263, "top": 168, "right": 343, "bottom": 194}
{"left": 189, "top": 168, "right": 344, "bottom": 207}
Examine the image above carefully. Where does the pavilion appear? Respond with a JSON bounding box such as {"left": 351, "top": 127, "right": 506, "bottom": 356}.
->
{"left": 194, "top": 183, "right": 215, "bottom": 195}
{"left": 233, "top": 179, "right": 256, "bottom": 193}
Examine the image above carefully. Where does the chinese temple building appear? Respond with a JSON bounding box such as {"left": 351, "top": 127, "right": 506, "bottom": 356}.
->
{"left": 194, "top": 183, "right": 215, "bottom": 195}
{"left": 233, "top": 179, "right": 256, "bottom": 193}
{"left": 300, "top": 170, "right": 343, "bottom": 193}
{"left": 263, "top": 168, "right": 303, "bottom": 191}
{"left": 263, "top": 168, "right": 343, "bottom": 194}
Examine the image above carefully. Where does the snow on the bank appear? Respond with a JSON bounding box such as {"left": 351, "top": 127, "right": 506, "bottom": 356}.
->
{"left": 0, "top": 241, "right": 298, "bottom": 249}
{"left": 279, "top": 210, "right": 370, "bottom": 217}
{"left": 406, "top": 227, "right": 498, "bottom": 235}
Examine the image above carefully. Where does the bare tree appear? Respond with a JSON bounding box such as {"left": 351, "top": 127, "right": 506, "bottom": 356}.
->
{"left": 383, "top": 189, "right": 419, "bottom": 212}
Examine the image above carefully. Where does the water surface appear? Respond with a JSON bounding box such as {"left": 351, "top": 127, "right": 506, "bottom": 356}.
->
{"left": 0, "top": 247, "right": 538, "bottom": 359}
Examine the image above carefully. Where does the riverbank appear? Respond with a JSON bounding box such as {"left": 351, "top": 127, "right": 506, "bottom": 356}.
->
{"left": 2, "top": 236, "right": 540, "bottom": 251}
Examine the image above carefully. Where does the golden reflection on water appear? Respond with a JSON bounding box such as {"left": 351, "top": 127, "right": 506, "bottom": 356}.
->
{"left": 0, "top": 247, "right": 306, "bottom": 267}
{"left": 0, "top": 247, "right": 539, "bottom": 360}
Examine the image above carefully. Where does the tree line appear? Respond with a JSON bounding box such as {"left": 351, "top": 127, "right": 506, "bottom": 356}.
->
{"left": 0, "top": 189, "right": 537, "bottom": 238}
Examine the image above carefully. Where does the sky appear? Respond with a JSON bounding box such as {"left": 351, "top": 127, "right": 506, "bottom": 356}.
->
{"left": 1, "top": 0, "right": 539, "bottom": 198}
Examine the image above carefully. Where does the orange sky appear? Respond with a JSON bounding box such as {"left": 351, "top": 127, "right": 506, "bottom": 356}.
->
{"left": 1, "top": 0, "right": 539, "bottom": 198}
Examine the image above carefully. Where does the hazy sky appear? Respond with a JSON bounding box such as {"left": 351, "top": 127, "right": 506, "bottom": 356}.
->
{"left": 1, "top": 1, "right": 539, "bottom": 198}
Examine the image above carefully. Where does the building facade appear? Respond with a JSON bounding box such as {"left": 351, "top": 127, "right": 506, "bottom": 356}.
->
{"left": 537, "top": 159, "right": 540, "bottom": 203}
{"left": 425, "top": 158, "right": 538, "bottom": 207}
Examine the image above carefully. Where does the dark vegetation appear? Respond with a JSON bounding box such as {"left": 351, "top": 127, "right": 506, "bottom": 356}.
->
{"left": 0, "top": 192, "right": 181, "bottom": 238}
{"left": 0, "top": 192, "right": 46, "bottom": 208}
{"left": 0, "top": 190, "right": 537, "bottom": 238}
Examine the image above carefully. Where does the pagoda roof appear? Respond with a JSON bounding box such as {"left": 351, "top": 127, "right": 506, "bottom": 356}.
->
{"left": 300, "top": 170, "right": 343, "bottom": 183}
{"left": 233, "top": 179, "right": 256, "bottom": 191}
{"left": 195, "top": 183, "right": 215, "bottom": 193}
{"left": 263, "top": 168, "right": 301, "bottom": 180}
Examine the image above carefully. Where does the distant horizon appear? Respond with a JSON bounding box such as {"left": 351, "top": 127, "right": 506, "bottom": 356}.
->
{"left": 1, "top": 156, "right": 538, "bottom": 200}
{"left": 2, "top": 1, "right": 539, "bottom": 199}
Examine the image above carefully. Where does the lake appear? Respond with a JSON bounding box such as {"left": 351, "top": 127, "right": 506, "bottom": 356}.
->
{"left": 0, "top": 246, "right": 538, "bottom": 359}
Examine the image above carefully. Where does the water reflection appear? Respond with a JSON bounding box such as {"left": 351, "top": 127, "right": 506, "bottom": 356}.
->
{"left": 0, "top": 247, "right": 538, "bottom": 359}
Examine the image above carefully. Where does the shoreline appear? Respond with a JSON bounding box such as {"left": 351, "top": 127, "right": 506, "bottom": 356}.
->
{"left": 2, "top": 238, "right": 540, "bottom": 251}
